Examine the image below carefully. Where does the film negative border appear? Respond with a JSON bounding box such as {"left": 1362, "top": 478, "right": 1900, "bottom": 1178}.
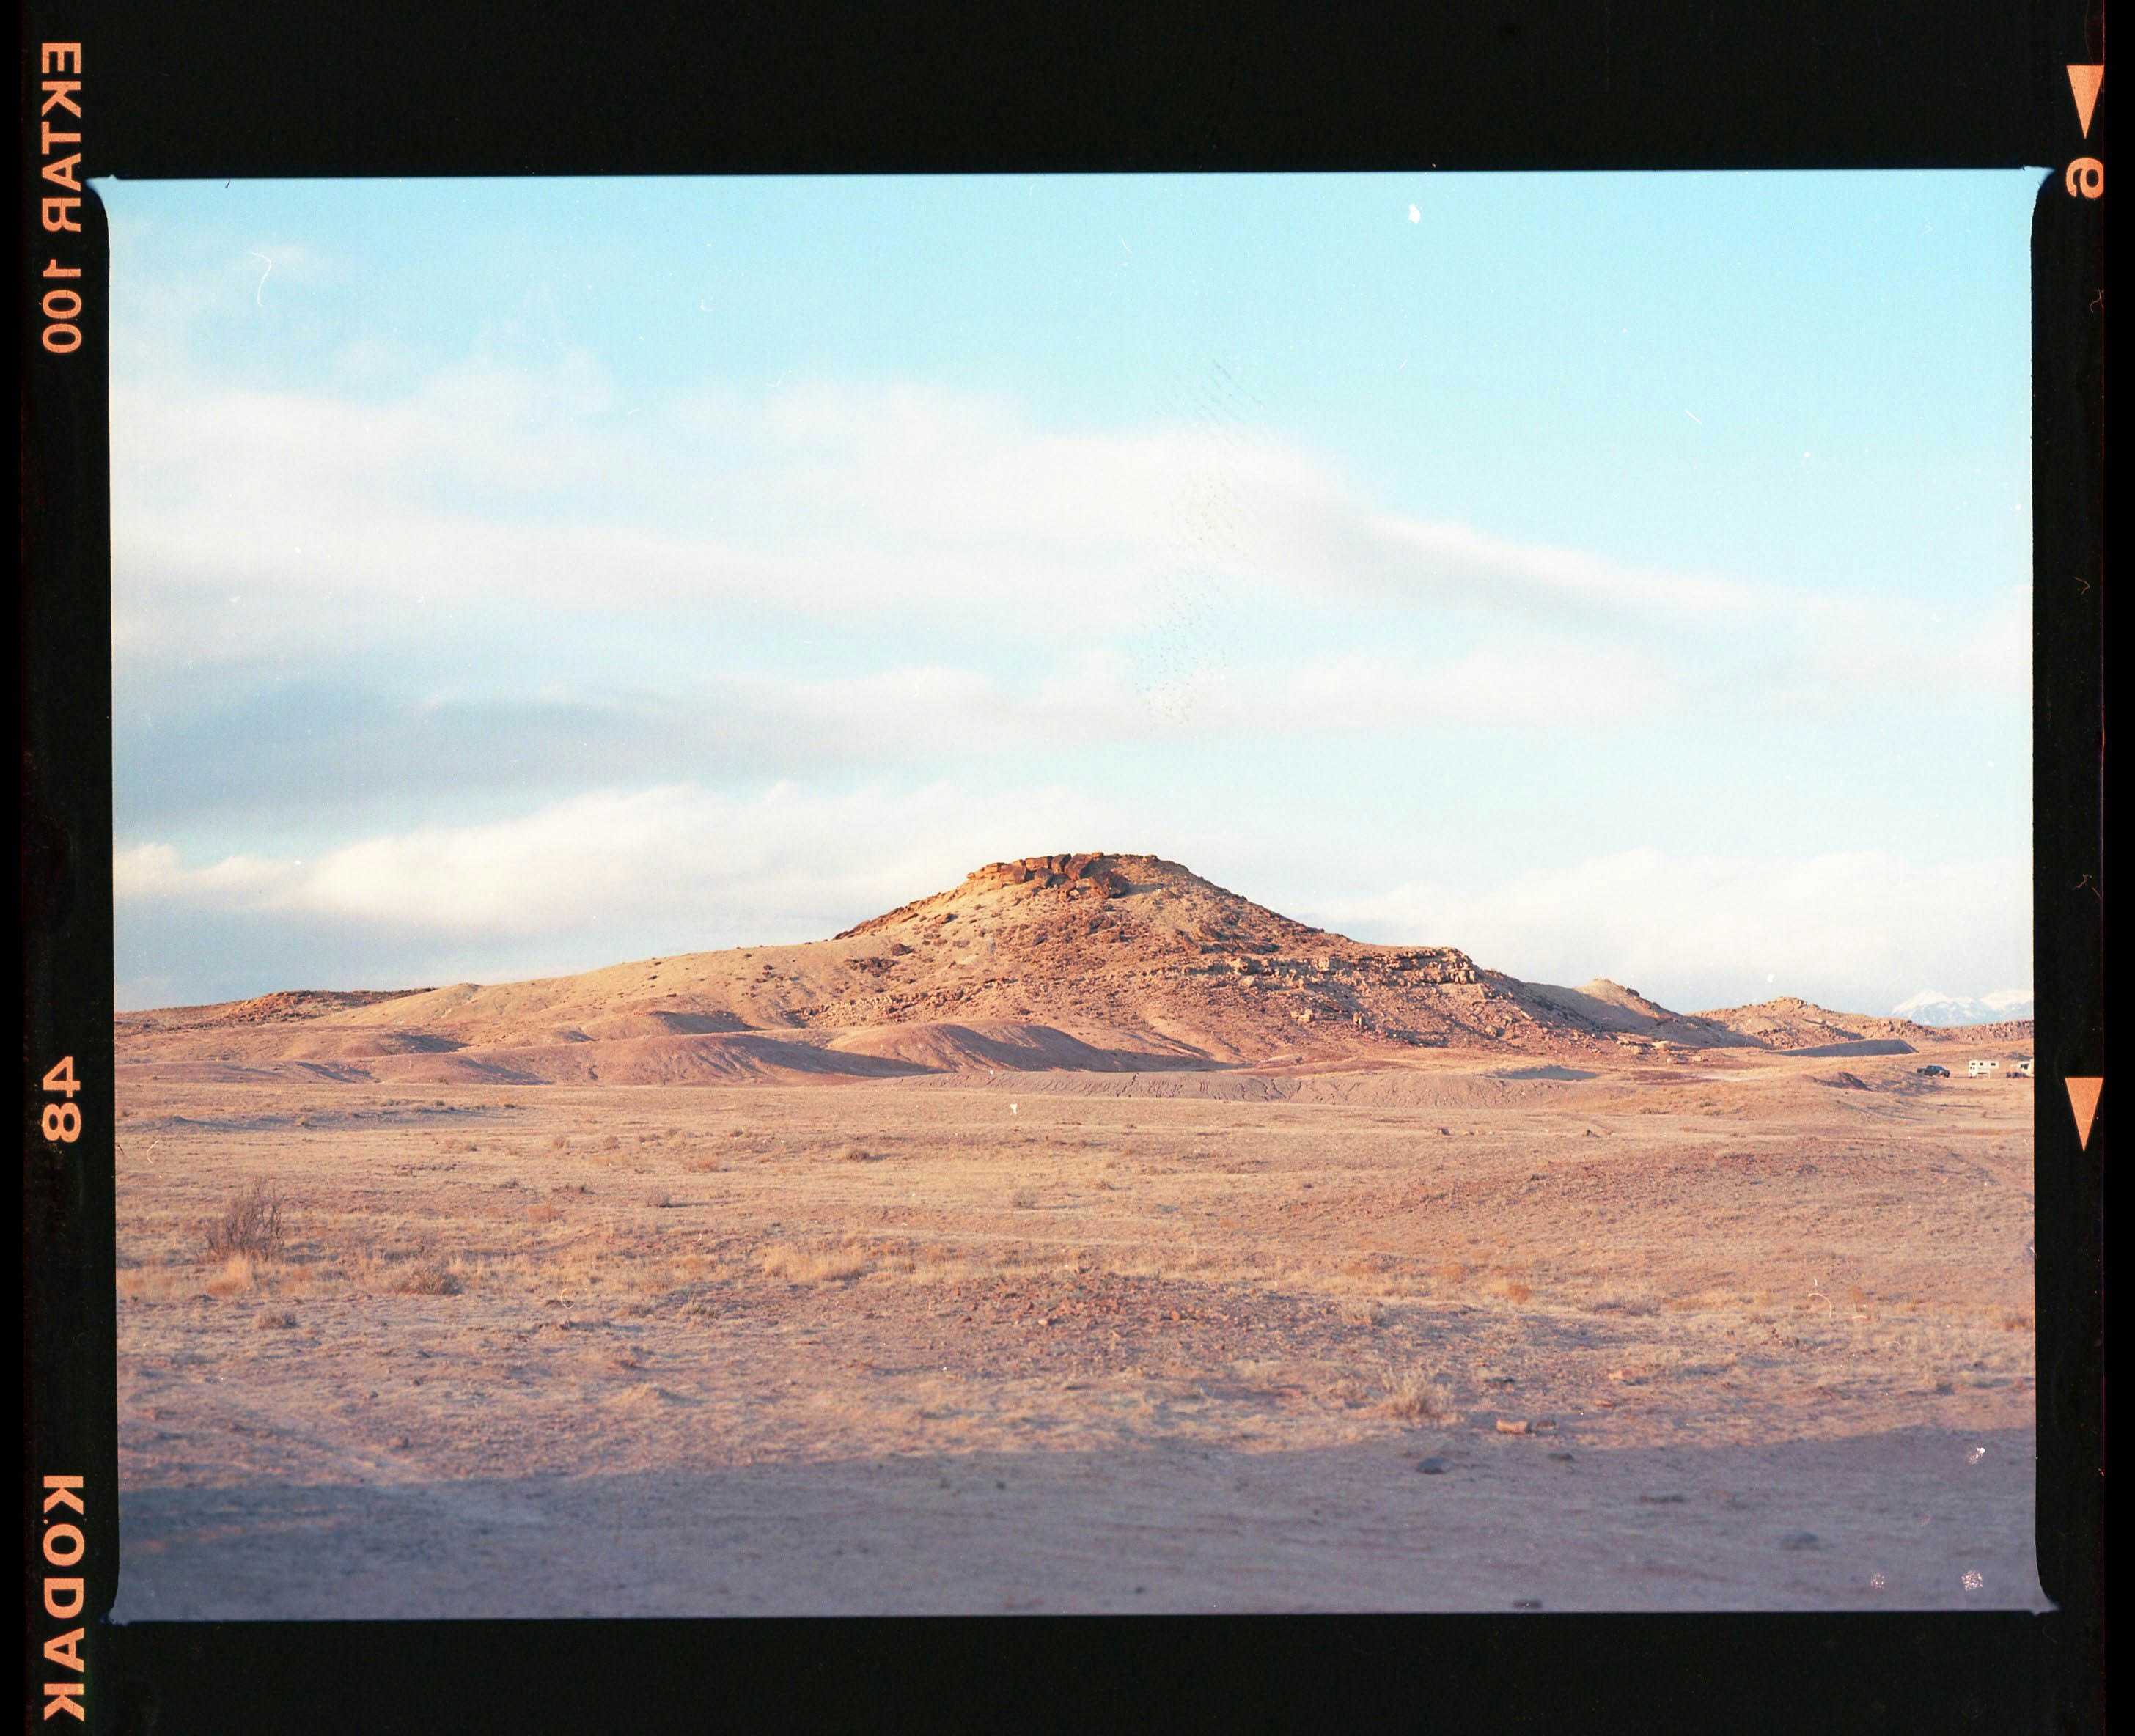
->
{"left": 19, "top": 0, "right": 2104, "bottom": 1729}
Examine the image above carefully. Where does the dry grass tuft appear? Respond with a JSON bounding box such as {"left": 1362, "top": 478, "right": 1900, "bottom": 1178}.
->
{"left": 760, "top": 1243, "right": 871, "bottom": 1284}
{"left": 117, "top": 1267, "right": 179, "bottom": 1303}
{"left": 206, "top": 1183, "right": 287, "bottom": 1263}
{"left": 1384, "top": 1371, "right": 1457, "bottom": 1424}
{"left": 392, "top": 1262, "right": 463, "bottom": 1296}
{"left": 204, "top": 1255, "right": 255, "bottom": 1296}
{"left": 252, "top": 1308, "right": 298, "bottom": 1331}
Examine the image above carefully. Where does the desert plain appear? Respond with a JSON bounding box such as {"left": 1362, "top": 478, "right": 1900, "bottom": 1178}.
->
{"left": 109, "top": 855, "right": 2044, "bottom": 1617}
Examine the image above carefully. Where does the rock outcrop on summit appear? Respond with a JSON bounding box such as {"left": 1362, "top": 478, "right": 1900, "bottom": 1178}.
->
{"left": 116, "top": 853, "right": 2030, "bottom": 1086}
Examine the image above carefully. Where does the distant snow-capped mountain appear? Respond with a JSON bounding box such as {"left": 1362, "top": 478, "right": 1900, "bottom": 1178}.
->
{"left": 1893, "top": 987, "right": 2035, "bottom": 1026}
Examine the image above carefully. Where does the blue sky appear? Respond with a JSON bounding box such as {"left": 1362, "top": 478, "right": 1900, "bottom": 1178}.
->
{"left": 102, "top": 172, "right": 2037, "bottom": 1016}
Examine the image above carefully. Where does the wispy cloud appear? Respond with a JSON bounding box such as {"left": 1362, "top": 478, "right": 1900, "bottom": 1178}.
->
{"left": 111, "top": 364, "right": 1777, "bottom": 666}
{"left": 117, "top": 780, "right": 1123, "bottom": 950}
{"left": 1316, "top": 847, "right": 2031, "bottom": 1017}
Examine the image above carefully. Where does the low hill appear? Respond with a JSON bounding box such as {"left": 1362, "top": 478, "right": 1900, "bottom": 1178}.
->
{"left": 114, "top": 853, "right": 2031, "bottom": 1084}
{"left": 1691, "top": 996, "right": 2032, "bottom": 1053}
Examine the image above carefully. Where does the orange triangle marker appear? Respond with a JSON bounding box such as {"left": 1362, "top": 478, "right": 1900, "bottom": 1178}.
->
{"left": 2068, "top": 65, "right": 2104, "bottom": 137}
{"left": 2066, "top": 1076, "right": 2103, "bottom": 1150}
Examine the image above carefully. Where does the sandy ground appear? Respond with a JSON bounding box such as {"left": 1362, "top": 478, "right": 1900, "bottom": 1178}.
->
{"left": 110, "top": 1049, "right": 2045, "bottom": 1617}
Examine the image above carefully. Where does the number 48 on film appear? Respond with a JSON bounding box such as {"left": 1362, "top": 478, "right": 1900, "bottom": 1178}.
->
{"left": 40, "top": 1056, "right": 82, "bottom": 1144}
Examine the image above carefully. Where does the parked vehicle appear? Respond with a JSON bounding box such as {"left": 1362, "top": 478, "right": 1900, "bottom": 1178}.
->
{"left": 1916, "top": 1064, "right": 1950, "bottom": 1077}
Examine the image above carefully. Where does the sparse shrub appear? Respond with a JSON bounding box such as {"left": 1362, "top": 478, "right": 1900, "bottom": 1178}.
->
{"left": 1010, "top": 1188, "right": 1039, "bottom": 1209}
{"left": 253, "top": 1309, "right": 298, "bottom": 1331}
{"left": 1385, "top": 1372, "right": 1456, "bottom": 1424}
{"left": 645, "top": 1189, "right": 672, "bottom": 1209}
{"left": 1503, "top": 1281, "right": 1534, "bottom": 1305}
{"left": 1436, "top": 1261, "right": 1468, "bottom": 1282}
{"left": 1338, "top": 1298, "right": 1386, "bottom": 1328}
{"left": 206, "top": 1183, "right": 287, "bottom": 1263}
{"left": 527, "top": 1202, "right": 562, "bottom": 1224}
{"left": 392, "top": 1262, "right": 463, "bottom": 1295}
{"left": 836, "top": 1143, "right": 878, "bottom": 1163}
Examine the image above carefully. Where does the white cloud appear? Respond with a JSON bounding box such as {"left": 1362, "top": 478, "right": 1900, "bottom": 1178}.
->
{"left": 694, "top": 639, "right": 1672, "bottom": 755}
{"left": 1274, "top": 642, "right": 1667, "bottom": 729}
{"left": 1765, "top": 587, "right": 2033, "bottom": 710}
{"left": 1317, "top": 846, "right": 2031, "bottom": 1015}
{"left": 116, "top": 780, "right": 1124, "bottom": 952}
{"left": 110, "top": 364, "right": 1772, "bottom": 667}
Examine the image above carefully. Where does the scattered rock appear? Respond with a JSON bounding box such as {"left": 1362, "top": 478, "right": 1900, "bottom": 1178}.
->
{"left": 1781, "top": 1531, "right": 1820, "bottom": 1550}
{"left": 1416, "top": 1457, "right": 1451, "bottom": 1475}
{"left": 1639, "top": 1493, "right": 1687, "bottom": 1504}
{"left": 1495, "top": 1419, "right": 1530, "bottom": 1435}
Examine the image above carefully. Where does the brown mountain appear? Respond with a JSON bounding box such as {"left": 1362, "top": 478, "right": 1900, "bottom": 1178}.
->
{"left": 114, "top": 852, "right": 2028, "bottom": 1086}
{"left": 1688, "top": 995, "right": 2032, "bottom": 1051}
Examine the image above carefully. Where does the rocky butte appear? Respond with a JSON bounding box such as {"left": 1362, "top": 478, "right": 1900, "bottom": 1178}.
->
{"left": 115, "top": 853, "right": 2027, "bottom": 1088}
